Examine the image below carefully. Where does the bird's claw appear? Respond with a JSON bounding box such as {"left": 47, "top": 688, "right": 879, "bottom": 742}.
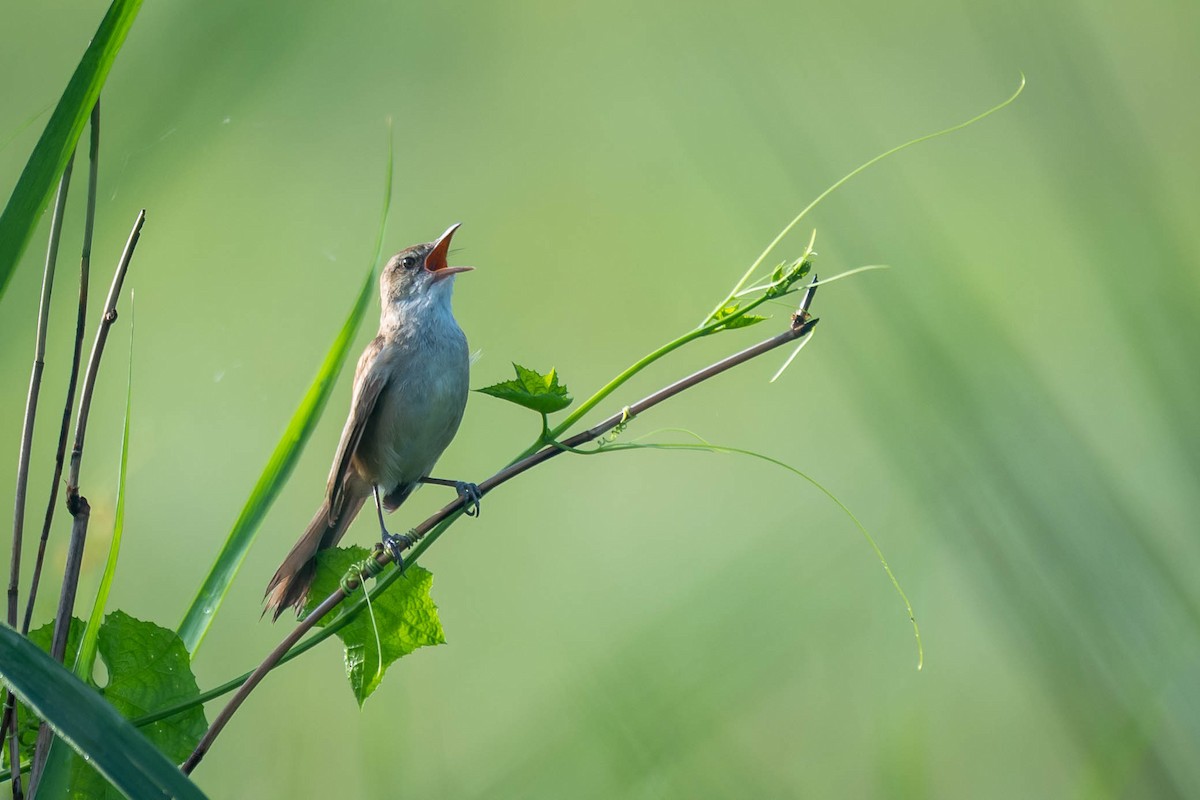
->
{"left": 455, "top": 481, "right": 482, "bottom": 517}
{"left": 381, "top": 530, "right": 417, "bottom": 568}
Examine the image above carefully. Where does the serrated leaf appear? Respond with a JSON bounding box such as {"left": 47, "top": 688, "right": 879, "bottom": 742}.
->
{"left": 712, "top": 304, "right": 768, "bottom": 330}
{"left": 0, "top": 621, "right": 206, "bottom": 800}
{"left": 723, "top": 313, "right": 768, "bottom": 329}
{"left": 304, "top": 547, "right": 445, "bottom": 706}
{"left": 476, "top": 363, "right": 573, "bottom": 414}
{"left": 96, "top": 611, "right": 207, "bottom": 766}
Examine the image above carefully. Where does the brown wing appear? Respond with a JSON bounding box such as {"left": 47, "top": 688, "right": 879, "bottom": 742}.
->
{"left": 326, "top": 336, "right": 388, "bottom": 520}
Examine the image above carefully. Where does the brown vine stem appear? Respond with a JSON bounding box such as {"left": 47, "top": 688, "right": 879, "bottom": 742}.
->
{"left": 181, "top": 281, "right": 819, "bottom": 775}
{"left": 27, "top": 209, "right": 144, "bottom": 792}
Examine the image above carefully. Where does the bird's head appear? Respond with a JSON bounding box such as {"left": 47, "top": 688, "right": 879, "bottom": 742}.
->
{"left": 380, "top": 223, "right": 473, "bottom": 309}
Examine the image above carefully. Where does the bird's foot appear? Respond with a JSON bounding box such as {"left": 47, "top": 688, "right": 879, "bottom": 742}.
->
{"left": 381, "top": 530, "right": 418, "bottom": 569}
{"left": 455, "top": 482, "right": 482, "bottom": 517}
{"left": 420, "top": 476, "right": 483, "bottom": 517}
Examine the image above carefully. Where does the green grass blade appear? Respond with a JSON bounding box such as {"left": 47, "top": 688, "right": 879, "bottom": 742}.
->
{"left": 176, "top": 132, "right": 393, "bottom": 655}
{"left": 0, "top": 0, "right": 143, "bottom": 302}
{"left": 0, "top": 625, "right": 207, "bottom": 800}
{"left": 73, "top": 304, "right": 134, "bottom": 684}
{"left": 175, "top": 268, "right": 375, "bottom": 655}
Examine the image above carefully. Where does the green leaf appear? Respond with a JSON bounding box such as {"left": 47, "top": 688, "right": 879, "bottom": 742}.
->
{"left": 0, "top": 621, "right": 207, "bottom": 800}
{"left": 764, "top": 258, "right": 812, "bottom": 299}
{"left": 96, "top": 613, "right": 207, "bottom": 767}
{"left": 712, "top": 303, "right": 768, "bottom": 330}
{"left": 0, "top": 0, "right": 143, "bottom": 301}
{"left": 477, "top": 363, "right": 573, "bottom": 414}
{"left": 177, "top": 127, "right": 394, "bottom": 655}
{"left": 304, "top": 547, "right": 445, "bottom": 706}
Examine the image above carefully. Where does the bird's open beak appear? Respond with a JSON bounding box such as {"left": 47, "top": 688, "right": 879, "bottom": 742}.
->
{"left": 426, "top": 223, "right": 473, "bottom": 279}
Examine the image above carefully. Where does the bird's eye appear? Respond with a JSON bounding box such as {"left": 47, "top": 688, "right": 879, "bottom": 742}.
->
{"left": 401, "top": 256, "right": 417, "bottom": 269}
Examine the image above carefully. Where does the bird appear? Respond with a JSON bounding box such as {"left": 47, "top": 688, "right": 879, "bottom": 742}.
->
{"left": 264, "top": 223, "right": 478, "bottom": 620}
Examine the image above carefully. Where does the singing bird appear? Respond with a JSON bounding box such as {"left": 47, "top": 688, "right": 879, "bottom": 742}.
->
{"left": 265, "top": 223, "right": 479, "bottom": 619}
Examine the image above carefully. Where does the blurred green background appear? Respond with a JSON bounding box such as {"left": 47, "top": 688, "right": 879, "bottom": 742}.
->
{"left": 2, "top": 1, "right": 1198, "bottom": 797}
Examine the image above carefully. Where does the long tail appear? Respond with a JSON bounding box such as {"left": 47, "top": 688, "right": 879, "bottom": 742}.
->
{"left": 264, "top": 494, "right": 366, "bottom": 621}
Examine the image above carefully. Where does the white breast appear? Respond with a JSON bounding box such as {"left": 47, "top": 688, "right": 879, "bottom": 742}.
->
{"left": 356, "top": 294, "right": 469, "bottom": 491}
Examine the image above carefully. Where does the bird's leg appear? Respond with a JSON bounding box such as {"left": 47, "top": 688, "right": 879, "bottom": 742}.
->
{"left": 374, "top": 485, "right": 416, "bottom": 568}
{"left": 419, "top": 476, "right": 482, "bottom": 517}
